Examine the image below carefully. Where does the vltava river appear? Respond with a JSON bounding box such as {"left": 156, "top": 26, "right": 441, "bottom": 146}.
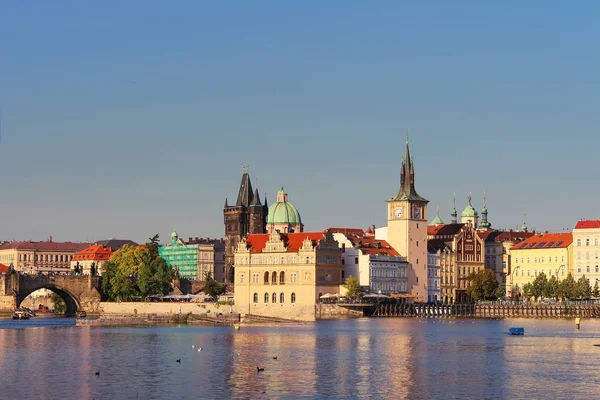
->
{"left": 1, "top": 317, "right": 600, "bottom": 399}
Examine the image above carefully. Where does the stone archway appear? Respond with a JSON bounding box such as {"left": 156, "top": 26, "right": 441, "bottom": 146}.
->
{"left": 18, "top": 285, "right": 80, "bottom": 316}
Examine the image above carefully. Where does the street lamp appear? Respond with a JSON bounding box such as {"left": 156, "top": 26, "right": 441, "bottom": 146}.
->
{"left": 511, "top": 266, "right": 520, "bottom": 300}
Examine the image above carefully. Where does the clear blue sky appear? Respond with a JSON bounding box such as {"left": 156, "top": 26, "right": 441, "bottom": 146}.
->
{"left": 1, "top": 1, "right": 599, "bottom": 244}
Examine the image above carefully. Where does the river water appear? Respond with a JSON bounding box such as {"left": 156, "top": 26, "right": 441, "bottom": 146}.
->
{"left": 1, "top": 317, "right": 599, "bottom": 399}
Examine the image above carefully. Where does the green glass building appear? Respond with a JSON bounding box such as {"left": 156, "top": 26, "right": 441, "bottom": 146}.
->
{"left": 158, "top": 231, "right": 200, "bottom": 279}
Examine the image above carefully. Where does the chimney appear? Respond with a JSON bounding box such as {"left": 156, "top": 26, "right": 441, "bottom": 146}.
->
{"left": 188, "top": 237, "right": 192, "bottom": 243}
{"left": 195, "top": 237, "right": 199, "bottom": 242}
{"left": 48, "top": 236, "right": 53, "bottom": 243}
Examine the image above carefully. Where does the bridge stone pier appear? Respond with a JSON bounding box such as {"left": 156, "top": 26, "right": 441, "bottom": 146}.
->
{"left": 0, "top": 273, "right": 102, "bottom": 316}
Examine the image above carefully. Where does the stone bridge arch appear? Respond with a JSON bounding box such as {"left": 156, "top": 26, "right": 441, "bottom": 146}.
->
{"left": 0, "top": 273, "right": 102, "bottom": 316}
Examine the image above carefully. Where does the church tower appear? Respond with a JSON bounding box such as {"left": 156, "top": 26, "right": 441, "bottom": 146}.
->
{"left": 223, "top": 172, "right": 266, "bottom": 283}
{"left": 386, "top": 138, "right": 429, "bottom": 301}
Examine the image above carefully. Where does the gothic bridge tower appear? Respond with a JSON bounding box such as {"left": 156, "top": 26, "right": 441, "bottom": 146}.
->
{"left": 223, "top": 172, "right": 267, "bottom": 282}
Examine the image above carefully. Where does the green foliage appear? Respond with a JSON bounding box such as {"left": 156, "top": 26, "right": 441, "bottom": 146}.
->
{"left": 344, "top": 275, "right": 361, "bottom": 299}
{"left": 575, "top": 275, "right": 592, "bottom": 299}
{"left": 204, "top": 272, "right": 226, "bottom": 299}
{"left": 593, "top": 285, "right": 600, "bottom": 298}
{"left": 100, "top": 239, "right": 174, "bottom": 302}
{"left": 558, "top": 273, "right": 577, "bottom": 300}
{"left": 466, "top": 269, "right": 499, "bottom": 301}
{"left": 51, "top": 293, "right": 66, "bottom": 314}
{"left": 531, "top": 272, "right": 548, "bottom": 300}
{"left": 523, "top": 282, "right": 533, "bottom": 298}
{"left": 545, "top": 275, "right": 560, "bottom": 299}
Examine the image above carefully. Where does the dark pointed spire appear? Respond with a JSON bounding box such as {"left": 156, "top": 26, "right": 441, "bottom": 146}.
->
{"left": 224, "top": 197, "right": 229, "bottom": 208}
{"left": 236, "top": 173, "right": 254, "bottom": 207}
{"left": 479, "top": 190, "right": 491, "bottom": 229}
{"left": 391, "top": 133, "right": 428, "bottom": 203}
{"left": 264, "top": 193, "right": 268, "bottom": 207}
{"left": 250, "top": 188, "right": 262, "bottom": 206}
{"left": 451, "top": 193, "right": 458, "bottom": 223}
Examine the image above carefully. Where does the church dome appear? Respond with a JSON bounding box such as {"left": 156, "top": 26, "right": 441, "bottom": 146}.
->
{"left": 462, "top": 205, "right": 478, "bottom": 217}
{"left": 267, "top": 188, "right": 302, "bottom": 225}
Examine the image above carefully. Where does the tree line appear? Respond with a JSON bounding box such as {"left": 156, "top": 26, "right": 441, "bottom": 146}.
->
{"left": 521, "top": 272, "right": 598, "bottom": 301}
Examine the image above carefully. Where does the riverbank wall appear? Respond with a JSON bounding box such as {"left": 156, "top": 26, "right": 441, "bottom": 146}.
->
{"left": 370, "top": 303, "right": 600, "bottom": 318}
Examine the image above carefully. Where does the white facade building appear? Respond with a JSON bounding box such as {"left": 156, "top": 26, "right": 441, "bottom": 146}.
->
{"left": 329, "top": 229, "right": 408, "bottom": 294}
{"left": 427, "top": 247, "right": 441, "bottom": 303}
{"left": 573, "top": 220, "right": 600, "bottom": 289}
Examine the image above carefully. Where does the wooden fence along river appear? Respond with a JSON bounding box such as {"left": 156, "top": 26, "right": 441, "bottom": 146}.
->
{"left": 369, "top": 303, "right": 600, "bottom": 318}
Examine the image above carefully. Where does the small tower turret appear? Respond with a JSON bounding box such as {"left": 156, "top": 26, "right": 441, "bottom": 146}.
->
{"left": 451, "top": 193, "right": 458, "bottom": 224}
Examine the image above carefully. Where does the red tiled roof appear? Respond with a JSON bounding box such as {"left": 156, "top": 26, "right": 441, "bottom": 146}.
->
{"left": 0, "top": 241, "right": 91, "bottom": 252}
{"left": 493, "top": 231, "right": 536, "bottom": 243}
{"left": 510, "top": 233, "right": 573, "bottom": 251}
{"left": 358, "top": 239, "right": 400, "bottom": 256}
{"left": 427, "top": 223, "right": 465, "bottom": 237}
{"left": 0, "top": 263, "right": 9, "bottom": 273}
{"left": 574, "top": 220, "right": 600, "bottom": 229}
{"left": 72, "top": 245, "right": 112, "bottom": 261}
{"left": 245, "top": 232, "right": 327, "bottom": 253}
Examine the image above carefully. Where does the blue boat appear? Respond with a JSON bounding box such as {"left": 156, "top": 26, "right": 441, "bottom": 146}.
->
{"left": 509, "top": 327, "right": 524, "bottom": 335}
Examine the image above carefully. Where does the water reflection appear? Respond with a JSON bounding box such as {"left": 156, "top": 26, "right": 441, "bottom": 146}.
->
{"left": 1, "top": 318, "right": 600, "bottom": 399}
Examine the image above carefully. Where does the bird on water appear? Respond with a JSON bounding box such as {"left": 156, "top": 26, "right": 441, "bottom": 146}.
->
{"left": 256, "top": 367, "right": 264, "bottom": 372}
{"left": 272, "top": 356, "right": 277, "bottom": 360}
{"left": 95, "top": 371, "right": 100, "bottom": 376}
{"left": 176, "top": 359, "right": 181, "bottom": 363}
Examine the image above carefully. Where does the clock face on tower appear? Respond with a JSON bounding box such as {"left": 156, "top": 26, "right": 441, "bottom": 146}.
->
{"left": 395, "top": 208, "right": 403, "bottom": 218}
{"left": 413, "top": 207, "right": 421, "bottom": 219}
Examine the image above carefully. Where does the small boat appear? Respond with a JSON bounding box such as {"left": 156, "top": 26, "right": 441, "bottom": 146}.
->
{"left": 12, "top": 311, "right": 30, "bottom": 320}
{"left": 509, "top": 327, "right": 525, "bottom": 335}
{"left": 76, "top": 310, "right": 87, "bottom": 318}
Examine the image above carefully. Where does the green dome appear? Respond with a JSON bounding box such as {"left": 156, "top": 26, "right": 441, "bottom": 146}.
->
{"left": 430, "top": 214, "right": 444, "bottom": 226}
{"left": 462, "top": 205, "right": 478, "bottom": 217}
{"left": 267, "top": 202, "right": 302, "bottom": 225}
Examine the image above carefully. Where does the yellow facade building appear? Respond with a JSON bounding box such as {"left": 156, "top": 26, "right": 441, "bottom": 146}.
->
{"left": 234, "top": 230, "right": 343, "bottom": 321}
{"left": 509, "top": 233, "right": 573, "bottom": 297}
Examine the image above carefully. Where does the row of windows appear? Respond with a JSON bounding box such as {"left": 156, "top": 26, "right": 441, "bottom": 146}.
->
{"left": 517, "top": 256, "right": 564, "bottom": 264}
{"left": 254, "top": 292, "right": 296, "bottom": 304}
{"left": 17, "top": 254, "right": 73, "bottom": 263}
{"left": 576, "top": 266, "right": 600, "bottom": 274}
{"left": 576, "top": 239, "right": 600, "bottom": 246}
{"left": 576, "top": 252, "right": 599, "bottom": 259}
{"left": 518, "top": 268, "right": 566, "bottom": 277}
{"left": 240, "top": 271, "right": 298, "bottom": 284}
{"left": 238, "top": 256, "right": 316, "bottom": 265}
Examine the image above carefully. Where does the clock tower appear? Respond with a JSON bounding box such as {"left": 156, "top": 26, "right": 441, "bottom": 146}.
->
{"left": 386, "top": 139, "right": 429, "bottom": 301}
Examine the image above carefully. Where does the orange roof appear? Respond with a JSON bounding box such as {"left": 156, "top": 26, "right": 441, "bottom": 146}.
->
{"left": 358, "top": 239, "right": 400, "bottom": 256}
{"left": 72, "top": 244, "right": 112, "bottom": 261}
{"left": 0, "top": 263, "right": 9, "bottom": 273}
{"left": 575, "top": 220, "right": 600, "bottom": 229}
{"left": 245, "top": 232, "right": 327, "bottom": 253}
{"left": 510, "top": 233, "right": 572, "bottom": 251}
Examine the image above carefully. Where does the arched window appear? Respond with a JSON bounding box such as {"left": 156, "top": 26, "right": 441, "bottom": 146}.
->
{"left": 291, "top": 293, "right": 296, "bottom": 303}
{"left": 577, "top": 239, "right": 581, "bottom": 246}
{"left": 264, "top": 272, "right": 269, "bottom": 283}
{"left": 272, "top": 271, "right": 277, "bottom": 284}
{"left": 264, "top": 293, "right": 269, "bottom": 303}
{"left": 279, "top": 271, "right": 285, "bottom": 284}
{"left": 253, "top": 293, "right": 258, "bottom": 303}
{"left": 280, "top": 293, "right": 285, "bottom": 303}
{"left": 587, "top": 266, "right": 590, "bottom": 273}
{"left": 272, "top": 293, "right": 277, "bottom": 303}
{"left": 596, "top": 266, "right": 599, "bottom": 273}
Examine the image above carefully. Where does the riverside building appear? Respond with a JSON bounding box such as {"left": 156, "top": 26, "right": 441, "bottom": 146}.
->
{"left": 0, "top": 237, "right": 90, "bottom": 274}
{"left": 509, "top": 233, "right": 573, "bottom": 298}
{"left": 572, "top": 220, "right": 600, "bottom": 288}
{"left": 159, "top": 231, "right": 225, "bottom": 280}
{"left": 328, "top": 228, "right": 408, "bottom": 295}
{"left": 234, "top": 230, "right": 343, "bottom": 321}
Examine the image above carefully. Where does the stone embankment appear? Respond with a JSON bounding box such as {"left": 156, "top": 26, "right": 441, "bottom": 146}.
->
{"left": 475, "top": 304, "right": 600, "bottom": 318}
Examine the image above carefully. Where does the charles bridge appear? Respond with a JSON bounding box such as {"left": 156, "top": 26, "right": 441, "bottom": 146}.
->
{"left": 0, "top": 273, "right": 101, "bottom": 316}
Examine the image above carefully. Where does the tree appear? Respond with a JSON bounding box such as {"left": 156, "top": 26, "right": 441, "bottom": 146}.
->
{"left": 531, "top": 272, "right": 548, "bottom": 300}
{"left": 466, "top": 269, "right": 499, "bottom": 301}
{"left": 575, "top": 275, "right": 592, "bottom": 299}
{"left": 100, "top": 241, "right": 174, "bottom": 301}
{"left": 558, "top": 273, "right": 577, "bottom": 300}
{"left": 344, "top": 275, "right": 361, "bottom": 299}
{"left": 545, "top": 275, "right": 560, "bottom": 299}
{"left": 51, "top": 293, "right": 66, "bottom": 314}
{"left": 204, "top": 272, "right": 225, "bottom": 299}
{"left": 523, "top": 282, "right": 533, "bottom": 299}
